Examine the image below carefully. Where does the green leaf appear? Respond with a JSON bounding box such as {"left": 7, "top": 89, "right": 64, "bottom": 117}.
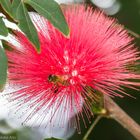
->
{"left": 0, "top": 17, "right": 9, "bottom": 36}
{"left": 15, "top": 0, "right": 40, "bottom": 52}
{"left": 11, "top": 0, "right": 20, "bottom": 19}
{"left": 0, "top": 0, "right": 12, "bottom": 15}
{"left": 0, "top": 46, "right": 7, "bottom": 91}
{"left": 24, "top": 0, "right": 70, "bottom": 36}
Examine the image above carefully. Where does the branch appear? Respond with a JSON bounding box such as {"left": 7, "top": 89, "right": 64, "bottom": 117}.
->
{"left": 104, "top": 95, "right": 140, "bottom": 140}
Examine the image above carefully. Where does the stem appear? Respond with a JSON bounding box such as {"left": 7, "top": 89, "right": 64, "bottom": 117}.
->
{"left": 83, "top": 116, "right": 102, "bottom": 140}
{"left": 104, "top": 95, "right": 140, "bottom": 140}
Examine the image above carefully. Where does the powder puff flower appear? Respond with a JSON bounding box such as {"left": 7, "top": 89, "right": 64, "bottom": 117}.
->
{"left": 2, "top": 5, "right": 140, "bottom": 137}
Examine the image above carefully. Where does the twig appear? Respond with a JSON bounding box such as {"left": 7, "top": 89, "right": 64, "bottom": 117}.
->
{"left": 104, "top": 95, "right": 140, "bottom": 140}
{"left": 83, "top": 116, "right": 102, "bottom": 140}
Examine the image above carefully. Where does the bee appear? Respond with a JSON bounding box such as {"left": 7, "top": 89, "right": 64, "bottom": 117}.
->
{"left": 48, "top": 74, "right": 59, "bottom": 83}
{"left": 48, "top": 74, "right": 69, "bottom": 93}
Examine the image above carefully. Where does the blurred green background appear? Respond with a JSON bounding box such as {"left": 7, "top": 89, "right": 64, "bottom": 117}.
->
{"left": 0, "top": 0, "right": 140, "bottom": 140}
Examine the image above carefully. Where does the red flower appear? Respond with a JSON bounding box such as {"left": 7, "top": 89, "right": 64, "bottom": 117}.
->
{"left": 5, "top": 6, "right": 140, "bottom": 130}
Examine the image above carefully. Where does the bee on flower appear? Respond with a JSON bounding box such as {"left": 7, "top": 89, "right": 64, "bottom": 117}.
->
{"left": 2, "top": 5, "right": 140, "bottom": 137}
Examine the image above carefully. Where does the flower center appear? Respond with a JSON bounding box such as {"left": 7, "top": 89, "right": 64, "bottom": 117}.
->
{"left": 48, "top": 50, "right": 80, "bottom": 86}
{"left": 48, "top": 69, "right": 79, "bottom": 86}
{"left": 72, "top": 70, "right": 78, "bottom": 77}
